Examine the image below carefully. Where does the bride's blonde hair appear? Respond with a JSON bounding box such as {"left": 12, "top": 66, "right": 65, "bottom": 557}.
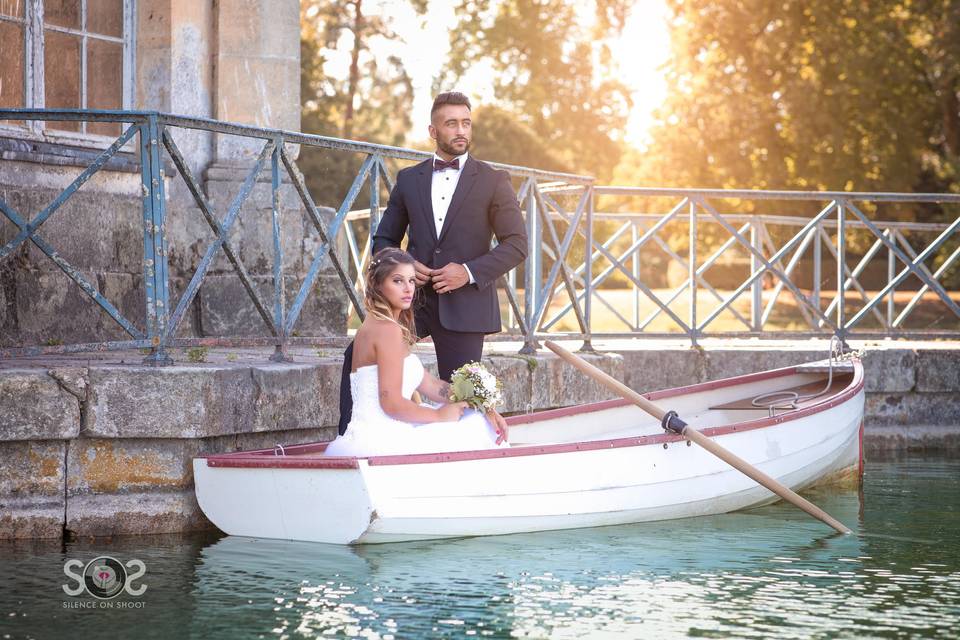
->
{"left": 364, "top": 247, "right": 418, "bottom": 346}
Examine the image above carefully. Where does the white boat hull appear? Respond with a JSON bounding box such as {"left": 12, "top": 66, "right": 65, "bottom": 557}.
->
{"left": 193, "top": 360, "right": 865, "bottom": 544}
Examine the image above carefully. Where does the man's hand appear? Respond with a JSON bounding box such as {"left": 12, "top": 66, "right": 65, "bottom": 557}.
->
{"left": 413, "top": 260, "right": 433, "bottom": 287}
{"left": 431, "top": 262, "right": 469, "bottom": 294}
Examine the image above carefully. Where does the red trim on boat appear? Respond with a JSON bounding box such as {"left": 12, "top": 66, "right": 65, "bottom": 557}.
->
{"left": 503, "top": 362, "right": 816, "bottom": 426}
{"left": 198, "top": 360, "right": 864, "bottom": 470}
{"left": 198, "top": 440, "right": 331, "bottom": 459}
{"left": 206, "top": 454, "right": 357, "bottom": 469}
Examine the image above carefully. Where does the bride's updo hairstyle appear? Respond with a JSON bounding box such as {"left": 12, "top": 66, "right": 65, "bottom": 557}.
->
{"left": 364, "top": 247, "right": 418, "bottom": 346}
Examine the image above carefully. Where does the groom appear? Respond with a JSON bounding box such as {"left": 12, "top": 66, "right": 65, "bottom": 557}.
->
{"left": 337, "top": 91, "right": 528, "bottom": 434}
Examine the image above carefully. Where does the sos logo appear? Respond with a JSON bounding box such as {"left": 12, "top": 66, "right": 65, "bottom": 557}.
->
{"left": 63, "top": 556, "right": 147, "bottom": 599}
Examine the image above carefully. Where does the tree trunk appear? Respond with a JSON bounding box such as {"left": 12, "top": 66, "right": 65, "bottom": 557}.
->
{"left": 344, "top": 0, "right": 363, "bottom": 140}
{"left": 943, "top": 76, "right": 960, "bottom": 157}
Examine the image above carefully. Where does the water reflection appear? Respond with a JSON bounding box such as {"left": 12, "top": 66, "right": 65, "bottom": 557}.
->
{"left": 190, "top": 489, "right": 872, "bottom": 638}
{"left": 1, "top": 454, "right": 958, "bottom": 639}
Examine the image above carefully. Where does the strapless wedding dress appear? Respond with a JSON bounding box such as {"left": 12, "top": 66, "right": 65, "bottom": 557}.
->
{"left": 324, "top": 353, "right": 507, "bottom": 457}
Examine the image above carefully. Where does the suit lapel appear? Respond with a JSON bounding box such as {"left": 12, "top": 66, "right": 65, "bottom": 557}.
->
{"left": 438, "top": 156, "right": 478, "bottom": 243}
{"left": 415, "top": 159, "right": 438, "bottom": 243}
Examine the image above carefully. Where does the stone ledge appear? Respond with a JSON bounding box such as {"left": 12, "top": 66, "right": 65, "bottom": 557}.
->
{"left": 0, "top": 440, "right": 66, "bottom": 539}
{"left": 0, "top": 375, "right": 79, "bottom": 440}
{"left": 915, "top": 350, "right": 960, "bottom": 392}
{"left": 66, "top": 490, "right": 214, "bottom": 538}
{"left": 864, "top": 392, "right": 960, "bottom": 426}
{"left": 863, "top": 424, "right": 960, "bottom": 452}
{"left": 0, "top": 503, "right": 65, "bottom": 539}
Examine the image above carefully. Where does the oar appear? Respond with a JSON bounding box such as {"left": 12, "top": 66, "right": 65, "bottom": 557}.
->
{"left": 544, "top": 340, "right": 852, "bottom": 535}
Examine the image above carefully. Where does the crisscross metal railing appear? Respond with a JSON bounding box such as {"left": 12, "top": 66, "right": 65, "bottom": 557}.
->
{"left": 0, "top": 109, "right": 593, "bottom": 362}
{"left": 520, "top": 186, "right": 960, "bottom": 345}
{"left": 2, "top": 110, "right": 959, "bottom": 361}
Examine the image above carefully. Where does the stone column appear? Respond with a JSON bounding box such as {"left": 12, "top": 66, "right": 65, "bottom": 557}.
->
{"left": 209, "top": 0, "right": 300, "bottom": 167}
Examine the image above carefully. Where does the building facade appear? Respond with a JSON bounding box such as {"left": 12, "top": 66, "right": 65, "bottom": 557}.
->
{"left": 0, "top": 0, "right": 346, "bottom": 349}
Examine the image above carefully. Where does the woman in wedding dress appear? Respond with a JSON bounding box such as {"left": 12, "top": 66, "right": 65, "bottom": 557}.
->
{"left": 324, "top": 248, "right": 509, "bottom": 457}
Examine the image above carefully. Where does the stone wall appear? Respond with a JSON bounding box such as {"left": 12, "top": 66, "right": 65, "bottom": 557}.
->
{"left": 0, "top": 157, "right": 348, "bottom": 347}
{"left": 0, "top": 342, "right": 956, "bottom": 540}
{"left": 0, "top": 0, "right": 331, "bottom": 348}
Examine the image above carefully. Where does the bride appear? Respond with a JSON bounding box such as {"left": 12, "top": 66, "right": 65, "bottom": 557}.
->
{"left": 324, "top": 247, "right": 509, "bottom": 457}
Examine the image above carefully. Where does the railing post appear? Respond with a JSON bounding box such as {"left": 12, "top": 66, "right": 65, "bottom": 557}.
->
{"left": 689, "top": 199, "right": 698, "bottom": 346}
{"left": 269, "top": 138, "right": 291, "bottom": 362}
{"left": 631, "top": 217, "right": 639, "bottom": 329}
{"left": 750, "top": 219, "right": 762, "bottom": 331}
{"left": 813, "top": 221, "right": 822, "bottom": 313}
{"left": 836, "top": 200, "right": 846, "bottom": 340}
{"left": 520, "top": 178, "right": 539, "bottom": 354}
{"left": 370, "top": 154, "right": 381, "bottom": 235}
{"left": 141, "top": 115, "right": 172, "bottom": 366}
{"left": 579, "top": 185, "right": 594, "bottom": 352}
{"left": 507, "top": 266, "right": 517, "bottom": 330}
{"left": 887, "top": 229, "right": 896, "bottom": 327}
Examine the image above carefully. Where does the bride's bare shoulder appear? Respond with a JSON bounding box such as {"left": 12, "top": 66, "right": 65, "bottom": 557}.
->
{"left": 358, "top": 317, "right": 404, "bottom": 345}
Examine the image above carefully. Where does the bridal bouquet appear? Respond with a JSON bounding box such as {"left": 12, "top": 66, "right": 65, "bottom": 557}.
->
{"left": 449, "top": 362, "right": 503, "bottom": 411}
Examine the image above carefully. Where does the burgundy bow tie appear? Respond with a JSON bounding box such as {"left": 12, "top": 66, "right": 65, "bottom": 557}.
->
{"left": 433, "top": 157, "right": 460, "bottom": 171}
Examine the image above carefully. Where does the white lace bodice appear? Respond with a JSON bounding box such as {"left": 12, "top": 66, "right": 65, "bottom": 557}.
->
{"left": 349, "top": 353, "right": 425, "bottom": 425}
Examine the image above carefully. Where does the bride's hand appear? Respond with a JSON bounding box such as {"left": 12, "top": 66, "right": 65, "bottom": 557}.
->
{"left": 486, "top": 409, "right": 509, "bottom": 444}
{"left": 436, "top": 401, "right": 468, "bottom": 422}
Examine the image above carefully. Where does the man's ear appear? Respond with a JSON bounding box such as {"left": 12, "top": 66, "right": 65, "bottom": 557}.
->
{"left": 428, "top": 124, "right": 437, "bottom": 141}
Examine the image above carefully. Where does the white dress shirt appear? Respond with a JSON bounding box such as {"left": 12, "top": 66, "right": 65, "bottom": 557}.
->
{"left": 431, "top": 151, "right": 474, "bottom": 283}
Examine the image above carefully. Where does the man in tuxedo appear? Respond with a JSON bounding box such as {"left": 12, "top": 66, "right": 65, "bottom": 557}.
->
{"left": 337, "top": 91, "right": 528, "bottom": 434}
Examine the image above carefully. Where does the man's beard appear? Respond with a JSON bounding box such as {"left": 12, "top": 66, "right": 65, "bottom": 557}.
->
{"left": 438, "top": 137, "right": 470, "bottom": 157}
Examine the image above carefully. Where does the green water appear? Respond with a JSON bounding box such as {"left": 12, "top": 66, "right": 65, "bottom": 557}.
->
{"left": 1, "top": 452, "right": 958, "bottom": 639}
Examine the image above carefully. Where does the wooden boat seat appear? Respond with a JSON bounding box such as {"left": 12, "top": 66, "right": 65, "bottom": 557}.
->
{"left": 708, "top": 372, "right": 853, "bottom": 411}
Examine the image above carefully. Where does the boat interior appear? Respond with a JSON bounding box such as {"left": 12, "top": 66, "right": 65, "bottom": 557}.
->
{"left": 504, "top": 360, "right": 857, "bottom": 447}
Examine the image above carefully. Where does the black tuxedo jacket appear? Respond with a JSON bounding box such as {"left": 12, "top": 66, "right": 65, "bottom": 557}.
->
{"left": 372, "top": 156, "right": 527, "bottom": 333}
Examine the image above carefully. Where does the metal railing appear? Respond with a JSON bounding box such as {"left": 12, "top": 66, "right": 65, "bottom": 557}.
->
{"left": 1, "top": 110, "right": 958, "bottom": 363}
{"left": 0, "top": 109, "right": 593, "bottom": 362}
{"left": 505, "top": 186, "right": 960, "bottom": 348}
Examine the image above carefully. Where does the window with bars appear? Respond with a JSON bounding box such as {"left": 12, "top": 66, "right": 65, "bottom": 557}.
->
{"left": 0, "top": 0, "right": 134, "bottom": 138}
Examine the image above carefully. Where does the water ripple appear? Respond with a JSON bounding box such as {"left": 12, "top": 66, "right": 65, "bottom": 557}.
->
{"left": 1, "top": 454, "right": 958, "bottom": 638}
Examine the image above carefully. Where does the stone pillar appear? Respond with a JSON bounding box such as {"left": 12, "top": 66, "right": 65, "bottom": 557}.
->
{"left": 137, "top": 0, "right": 216, "bottom": 176}
{"left": 210, "top": 0, "right": 300, "bottom": 167}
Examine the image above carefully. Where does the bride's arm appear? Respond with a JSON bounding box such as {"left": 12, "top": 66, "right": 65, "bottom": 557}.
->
{"left": 416, "top": 371, "right": 452, "bottom": 404}
{"left": 375, "top": 325, "right": 465, "bottom": 423}
{"left": 418, "top": 367, "right": 510, "bottom": 443}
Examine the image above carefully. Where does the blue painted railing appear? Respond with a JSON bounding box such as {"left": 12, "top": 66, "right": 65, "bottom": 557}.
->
{"left": 0, "top": 109, "right": 593, "bottom": 362}
{"left": 2, "top": 110, "right": 959, "bottom": 362}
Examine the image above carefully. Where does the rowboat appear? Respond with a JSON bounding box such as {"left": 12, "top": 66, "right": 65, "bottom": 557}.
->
{"left": 192, "top": 358, "right": 865, "bottom": 544}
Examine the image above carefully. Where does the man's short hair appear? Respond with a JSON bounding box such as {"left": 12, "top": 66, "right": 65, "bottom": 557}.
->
{"left": 431, "top": 92, "right": 472, "bottom": 118}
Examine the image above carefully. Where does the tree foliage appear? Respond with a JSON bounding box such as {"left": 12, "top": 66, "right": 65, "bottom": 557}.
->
{"left": 440, "top": 0, "right": 634, "bottom": 181}
{"left": 469, "top": 105, "right": 573, "bottom": 175}
{"left": 639, "top": 0, "right": 960, "bottom": 213}
{"left": 300, "top": 0, "right": 424, "bottom": 207}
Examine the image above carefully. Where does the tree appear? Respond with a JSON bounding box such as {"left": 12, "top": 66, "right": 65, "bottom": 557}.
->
{"left": 440, "top": 0, "right": 635, "bottom": 182}
{"left": 631, "top": 0, "right": 960, "bottom": 285}
{"left": 638, "top": 0, "right": 960, "bottom": 207}
{"left": 300, "top": 1, "right": 425, "bottom": 207}
{"left": 469, "top": 105, "right": 573, "bottom": 175}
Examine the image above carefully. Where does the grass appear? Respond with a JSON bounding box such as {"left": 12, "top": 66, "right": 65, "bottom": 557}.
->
{"left": 501, "top": 287, "right": 960, "bottom": 334}
{"left": 344, "top": 287, "right": 960, "bottom": 336}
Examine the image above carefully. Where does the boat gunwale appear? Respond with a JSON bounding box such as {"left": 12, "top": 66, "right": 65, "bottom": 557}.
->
{"left": 200, "top": 360, "right": 864, "bottom": 470}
